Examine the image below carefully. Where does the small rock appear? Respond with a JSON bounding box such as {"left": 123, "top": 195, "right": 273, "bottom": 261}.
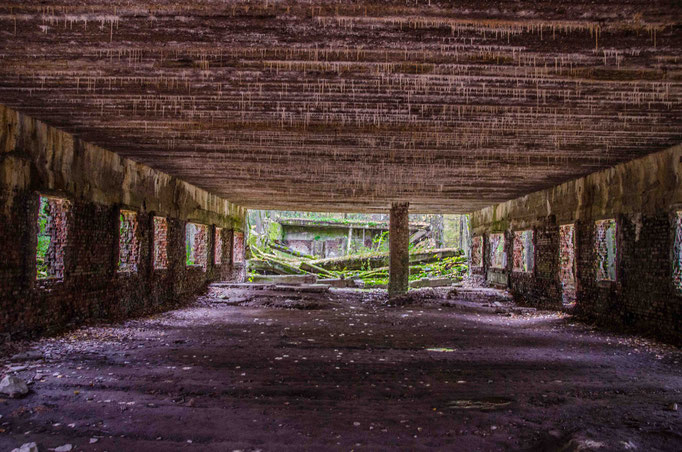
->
{"left": 621, "top": 440, "right": 638, "bottom": 450}
{"left": 666, "top": 402, "right": 678, "bottom": 411}
{"left": 54, "top": 445, "right": 72, "bottom": 452}
{"left": 0, "top": 375, "right": 29, "bottom": 398}
{"left": 11, "top": 442, "right": 38, "bottom": 452}
{"left": 89, "top": 438, "right": 99, "bottom": 444}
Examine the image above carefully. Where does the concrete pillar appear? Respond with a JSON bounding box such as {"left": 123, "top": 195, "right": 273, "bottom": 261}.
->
{"left": 388, "top": 202, "right": 410, "bottom": 297}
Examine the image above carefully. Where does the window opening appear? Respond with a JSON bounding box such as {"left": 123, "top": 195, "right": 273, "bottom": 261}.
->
{"left": 119, "top": 210, "right": 139, "bottom": 272}
{"left": 214, "top": 227, "right": 223, "bottom": 265}
{"left": 36, "top": 195, "right": 69, "bottom": 280}
{"left": 513, "top": 230, "right": 534, "bottom": 272}
{"left": 153, "top": 216, "right": 168, "bottom": 270}
{"left": 186, "top": 222, "right": 208, "bottom": 268}
{"left": 595, "top": 219, "right": 617, "bottom": 281}
{"left": 674, "top": 212, "right": 682, "bottom": 293}
{"left": 489, "top": 233, "right": 506, "bottom": 269}
{"left": 559, "top": 224, "right": 577, "bottom": 306}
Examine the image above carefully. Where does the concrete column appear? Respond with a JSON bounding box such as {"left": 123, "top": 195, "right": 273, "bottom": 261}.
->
{"left": 388, "top": 202, "right": 410, "bottom": 297}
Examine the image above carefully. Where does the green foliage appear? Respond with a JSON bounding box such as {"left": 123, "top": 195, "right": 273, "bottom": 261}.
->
{"left": 408, "top": 256, "right": 468, "bottom": 282}
{"left": 268, "top": 221, "right": 283, "bottom": 242}
{"left": 373, "top": 230, "right": 389, "bottom": 251}
{"left": 186, "top": 224, "right": 196, "bottom": 266}
{"left": 36, "top": 197, "right": 51, "bottom": 278}
{"left": 330, "top": 254, "right": 468, "bottom": 287}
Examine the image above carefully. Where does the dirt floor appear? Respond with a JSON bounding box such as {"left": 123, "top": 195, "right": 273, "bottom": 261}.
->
{"left": 1, "top": 285, "right": 681, "bottom": 451}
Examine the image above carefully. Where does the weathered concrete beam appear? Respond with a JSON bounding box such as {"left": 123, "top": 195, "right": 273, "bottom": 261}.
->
{"left": 388, "top": 202, "right": 410, "bottom": 297}
{"left": 0, "top": 1, "right": 679, "bottom": 213}
{"left": 0, "top": 104, "right": 246, "bottom": 229}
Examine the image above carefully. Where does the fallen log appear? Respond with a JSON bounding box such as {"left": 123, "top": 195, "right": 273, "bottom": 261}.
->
{"left": 311, "top": 248, "right": 463, "bottom": 271}
{"left": 299, "top": 261, "right": 336, "bottom": 278}
{"left": 248, "top": 258, "right": 301, "bottom": 276}
{"left": 252, "top": 255, "right": 309, "bottom": 275}
{"left": 270, "top": 242, "right": 315, "bottom": 260}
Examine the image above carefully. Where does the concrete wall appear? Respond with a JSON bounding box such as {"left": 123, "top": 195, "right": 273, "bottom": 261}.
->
{"left": 0, "top": 105, "right": 246, "bottom": 339}
{"left": 283, "top": 224, "right": 380, "bottom": 258}
{"left": 469, "top": 144, "right": 682, "bottom": 345}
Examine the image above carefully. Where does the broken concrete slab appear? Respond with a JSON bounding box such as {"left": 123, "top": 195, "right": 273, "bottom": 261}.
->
{"left": 410, "top": 277, "right": 454, "bottom": 289}
{"left": 271, "top": 284, "right": 330, "bottom": 293}
{"left": 318, "top": 278, "right": 352, "bottom": 288}
{"left": 211, "top": 283, "right": 276, "bottom": 290}
{"left": 248, "top": 274, "right": 317, "bottom": 285}
{"left": 318, "top": 278, "right": 366, "bottom": 288}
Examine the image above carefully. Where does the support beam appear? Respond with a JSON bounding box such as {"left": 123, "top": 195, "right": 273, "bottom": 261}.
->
{"left": 388, "top": 202, "right": 410, "bottom": 297}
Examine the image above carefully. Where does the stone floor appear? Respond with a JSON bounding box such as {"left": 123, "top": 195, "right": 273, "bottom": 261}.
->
{"left": 1, "top": 286, "right": 680, "bottom": 451}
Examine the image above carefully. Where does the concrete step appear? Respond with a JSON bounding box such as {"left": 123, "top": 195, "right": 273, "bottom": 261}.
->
{"left": 247, "top": 274, "right": 317, "bottom": 285}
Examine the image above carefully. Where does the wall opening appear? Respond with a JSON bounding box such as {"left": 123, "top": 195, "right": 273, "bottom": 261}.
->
{"left": 118, "top": 210, "right": 139, "bottom": 272}
{"left": 186, "top": 222, "right": 208, "bottom": 269}
{"left": 153, "top": 216, "right": 168, "bottom": 270}
{"left": 36, "top": 195, "right": 70, "bottom": 280}
{"left": 471, "top": 236, "right": 483, "bottom": 267}
{"left": 595, "top": 219, "right": 617, "bottom": 281}
{"left": 559, "top": 223, "right": 577, "bottom": 306}
{"left": 513, "top": 230, "right": 534, "bottom": 272}
{"left": 673, "top": 211, "right": 682, "bottom": 293}
{"left": 233, "top": 231, "right": 245, "bottom": 264}
{"left": 214, "top": 227, "right": 223, "bottom": 265}
{"left": 489, "top": 233, "right": 506, "bottom": 269}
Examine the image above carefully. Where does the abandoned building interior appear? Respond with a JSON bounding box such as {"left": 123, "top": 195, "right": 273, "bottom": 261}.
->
{"left": 0, "top": 0, "right": 681, "bottom": 450}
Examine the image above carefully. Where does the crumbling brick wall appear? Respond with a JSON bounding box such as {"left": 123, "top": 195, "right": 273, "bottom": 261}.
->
{"left": 153, "top": 217, "right": 169, "bottom": 269}
{"left": 231, "top": 231, "right": 247, "bottom": 281}
{"left": 214, "top": 227, "right": 223, "bottom": 265}
{"left": 470, "top": 145, "right": 682, "bottom": 345}
{"left": 119, "top": 210, "right": 140, "bottom": 272}
{"left": 469, "top": 235, "right": 486, "bottom": 281}
{"left": 0, "top": 106, "right": 246, "bottom": 340}
{"left": 674, "top": 212, "right": 682, "bottom": 293}
{"left": 559, "top": 224, "right": 577, "bottom": 305}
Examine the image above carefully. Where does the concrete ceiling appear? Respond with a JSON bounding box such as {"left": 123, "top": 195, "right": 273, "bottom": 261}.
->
{"left": 0, "top": 1, "right": 680, "bottom": 212}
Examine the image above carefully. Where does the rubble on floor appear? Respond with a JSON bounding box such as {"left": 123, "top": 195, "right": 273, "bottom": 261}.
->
{"left": 1, "top": 284, "right": 680, "bottom": 451}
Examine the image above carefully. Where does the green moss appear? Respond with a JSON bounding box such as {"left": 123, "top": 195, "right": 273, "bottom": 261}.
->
{"left": 268, "top": 221, "right": 283, "bottom": 242}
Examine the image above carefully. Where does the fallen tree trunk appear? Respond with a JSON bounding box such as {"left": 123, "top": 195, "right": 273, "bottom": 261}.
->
{"left": 247, "top": 258, "right": 303, "bottom": 276}
{"left": 299, "top": 261, "right": 336, "bottom": 278}
{"left": 310, "top": 248, "right": 463, "bottom": 271}
{"left": 270, "top": 242, "right": 315, "bottom": 260}
{"left": 254, "top": 255, "right": 309, "bottom": 275}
